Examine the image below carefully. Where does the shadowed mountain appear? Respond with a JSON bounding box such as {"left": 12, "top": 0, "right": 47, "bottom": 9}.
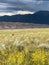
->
{"left": 0, "top": 11, "right": 49, "bottom": 24}
{"left": 32, "top": 11, "right": 49, "bottom": 24}
{"left": 0, "top": 11, "right": 49, "bottom": 29}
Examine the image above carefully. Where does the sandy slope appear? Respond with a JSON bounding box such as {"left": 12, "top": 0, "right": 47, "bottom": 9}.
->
{"left": 0, "top": 22, "right": 49, "bottom": 29}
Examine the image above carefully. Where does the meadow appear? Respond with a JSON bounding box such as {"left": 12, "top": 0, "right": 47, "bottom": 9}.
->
{"left": 0, "top": 28, "right": 49, "bottom": 65}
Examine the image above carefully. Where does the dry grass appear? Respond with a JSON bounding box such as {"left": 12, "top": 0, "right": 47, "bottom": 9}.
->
{"left": 0, "top": 28, "right": 49, "bottom": 65}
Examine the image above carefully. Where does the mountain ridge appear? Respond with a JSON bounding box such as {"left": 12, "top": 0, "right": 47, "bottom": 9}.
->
{"left": 0, "top": 11, "right": 49, "bottom": 24}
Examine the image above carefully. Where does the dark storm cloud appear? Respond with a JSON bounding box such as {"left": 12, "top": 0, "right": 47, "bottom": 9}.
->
{"left": 0, "top": 0, "right": 49, "bottom": 12}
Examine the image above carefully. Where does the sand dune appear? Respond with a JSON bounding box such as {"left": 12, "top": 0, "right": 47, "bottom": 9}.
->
{"left": 0, "top": 22, "right": 49, "bottom": 29}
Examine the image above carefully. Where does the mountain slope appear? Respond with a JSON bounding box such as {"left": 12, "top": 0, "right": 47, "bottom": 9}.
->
{"left": 0, "top": 11, "right": 49, "bottom": 24}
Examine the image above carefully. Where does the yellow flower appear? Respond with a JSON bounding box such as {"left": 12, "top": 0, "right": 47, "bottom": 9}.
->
{"left": 8, "top": 51, "right": 17, "bottom": 63}
{"left": 7, "top": 51, "right": 24, "bottom": 65}
{"left": 32, "top": 49, "right": 46, "bottom": 65}
{"left": 17, "top": 52, "right": 24, "bottom": 65}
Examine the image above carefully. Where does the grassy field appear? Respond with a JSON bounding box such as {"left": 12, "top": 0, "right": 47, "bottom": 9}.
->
{"left": 0, "top": 28, "right": 49, "bottom": 65}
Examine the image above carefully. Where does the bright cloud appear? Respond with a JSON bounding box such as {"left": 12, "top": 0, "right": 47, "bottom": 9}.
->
{"left": 0, "top": 11, "right": 34, "bottom": 16}
{"left": 16, "top": 11, "right": 34, "bottom": 15}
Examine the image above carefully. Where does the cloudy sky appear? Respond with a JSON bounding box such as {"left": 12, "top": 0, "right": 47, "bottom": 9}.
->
{"left": 0, "top": 0, "right": 49, "bottom": 15}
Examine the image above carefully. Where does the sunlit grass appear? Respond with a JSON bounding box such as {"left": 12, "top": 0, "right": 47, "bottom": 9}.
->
{"left": 0, "top": 28, "right": 49, "bottom": 65}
